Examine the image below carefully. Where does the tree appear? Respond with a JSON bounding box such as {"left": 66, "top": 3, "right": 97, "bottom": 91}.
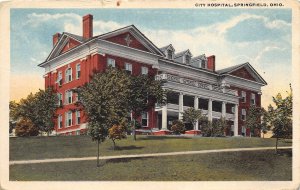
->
{"left": 108, "top": 124, "right": 127, "bottom": 150}
{"left": 9, "top": 101, "right": 19, "bottom": 134}
{"left": 15, "top": 118, "right": 39, "bottom": 137}
{"left": 171, "top": 120, "right": 185, "bottom": 135}
{"left": 264, "top": 85, "right": 292, "bottom": 153}
{"left": 212, "top": 117, "right": 227, "bottom": 137}
{"left": 129, "top": 74, "right": 166, "bottom": 140}
{"left": 78, "top": 67, "right": 131, "bottom": 166}
{"left": 200, "top": 119, "right": 212, "bottom": 137}
{"left": 182, "top": 108, "right": 206, "bottom": 130}
{"left": 9, "top": 88, "right": 58, "bottom": 136}
{"left": 245, "top": 106, "right": 264, "bottom": 137}
{"left": 31, "top": 88, "right": 58, "bottom": 135}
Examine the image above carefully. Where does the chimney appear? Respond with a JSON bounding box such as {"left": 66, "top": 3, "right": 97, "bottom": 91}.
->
{"left": 207, "top": 55, "right": 216, "bottom": 72}
{"left": 53, "top": 33, "right": 61, "bottom": 46}
{"left": 83, "top": 14, "right": 93, "bottom": 39}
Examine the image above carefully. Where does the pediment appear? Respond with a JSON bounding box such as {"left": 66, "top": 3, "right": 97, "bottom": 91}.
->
{"left": 228, "top": 63, "right": 267, "bottom": 85}
{"left": 98, "top": 25, "right": 164, "bottom": 56}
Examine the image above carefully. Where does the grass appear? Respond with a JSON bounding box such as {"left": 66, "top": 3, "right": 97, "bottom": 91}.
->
{"left": 10, "top": 135, "right": 292, "bottom": 161}
{"left": 9, "top": 149, "right": 292, "bottom": 181}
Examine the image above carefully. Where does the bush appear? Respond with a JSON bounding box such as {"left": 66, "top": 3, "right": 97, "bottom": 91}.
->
{"left": 15, "top": 118, "right": 39, "bottom": 137}
{"left": 171, "top": 120, "right": 185, "bottom": 135}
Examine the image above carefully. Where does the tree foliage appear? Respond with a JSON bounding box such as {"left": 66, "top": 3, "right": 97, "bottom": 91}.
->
{"left": 108, "top": 124, "right": 127, "bottom": 150}
{"left": 15, "top": 118, "right": 39, "bottom": 137}
{"left": 9, "top": 88, "right": 58, "bottom": 135}
{"left": 171, "top": 120, "right": 185, "bottom": 135}
{"left": 263, "top": 85, "right": 292, "bottom": 152}
{"left": 212, "top": 117, "right": 227, "bottom": 137}
{"left": 182, "top": 108, "right": 206, "bottom": 130}
{"left": 129, "top": 74, "right": 166, "bottom": 140}
{"left": 245, "top": 106, "right": 264, "bottom": 137}
{"left": 78, "top": 67, "right": 131, "bottom": 142}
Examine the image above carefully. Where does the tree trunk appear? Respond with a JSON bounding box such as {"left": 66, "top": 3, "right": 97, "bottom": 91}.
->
{"left": 112, "top": 139, "right": 116, "bottom": 150}
{"left": 133, "top": 119, "right": 136, "bottom": 141}
{"left": 275, "top": 137, "right": 279, "bottom": 154}
{"left": 97, "top": 139, "right": 100, "bottom": 167}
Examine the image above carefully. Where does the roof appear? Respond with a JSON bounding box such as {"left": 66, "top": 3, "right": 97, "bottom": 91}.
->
{"left": 216, "top": 63, "right": 245, "bottom": 74}
{"left": 217, "top": 62, "right": 267, "bottom": 85}
{"left": 191, "top": 54, "right": 206, "bottom": 63}
{"left": 174, "top": 49, "right": 192, "bottom": 59}
{"left": 64, "top": 32, "right": 85, "bottom": 43}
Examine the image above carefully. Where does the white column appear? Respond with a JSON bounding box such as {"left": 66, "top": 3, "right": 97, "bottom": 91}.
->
{"left": 162, "top": 105, "right": 168, "bottom": 130}
{"left": 194, "top": 96, "right": 199, "bottom": 130}
{"left": 208, "top": 98, "right": 213, "bottom": 122}
{"left": 222, "top": 102, "right": 226, "bottom": 118}
{"left": 234, "top": 104, "right": 239, "bottom": 136}
{"left": 178, "top": 92, "right": 184, "bottom": 120}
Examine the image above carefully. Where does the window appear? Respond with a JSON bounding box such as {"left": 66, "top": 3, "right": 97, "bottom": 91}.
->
{"left": 251, "top": 93, "right": 256, "bottom": 105}
{"left": 76, "top": 64, "right": 81, "bottom": 79}
{"left": 65, "top": 90, "right": 73, "bottom": 104}
{"left": 241, "top": 91, "right": 246, "bottom": 103}
{"left": 65, "top": 68, "right": 72, "bottom": 83}
{"left": 107, "top": 58, "right": 115, "bottom": 68}
{"left": 141, "top": 112, "right": 148, "bottom": 127}
{"left": 201, "top": 60, "right": 206, "bottom": 69}
{"left": 74, "top": 93, "right": 79, "bottom": 102}
{"left": 76, "top": 110, "right": 81, "bottom": 125}
{"left": 65, "top": 111, "right": 72, "bottom": 127}
{"left": 58, "top": 115, "right": 62, "bottom": 129}
{"left": 185, "top": 55, "right": 191, "bottom": 64}
{"left": 125, "top": 63, "right": 132, "bottom": 74}
{"left": 57, "top": 93, "right": 63, "bottom": 106}
{"left": 242, "top": 126, "right": 246, "bottom": 136}
{"left": 76, "top": 130, "right": 80, "bottom": 135}
{"left": 241, "top": 109, "right": 246, "bottom": 121}
{"left": 231, "top": 106, "right": 235, "bottom": 113}
{"left": 56, "top": 71, "right": 63, "bottom": 86}
{"left": 167, "top": 49, "right": 173, "bottom": 59}
{"left": 141, "top": 66, "right": 148, "bottom": 75}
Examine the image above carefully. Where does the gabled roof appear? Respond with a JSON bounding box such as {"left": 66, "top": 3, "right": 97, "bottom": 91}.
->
{"left": 160, "top": 44, "right": 175, "bottom": 53}
{"left": 96, "top": 25, "right": 165, "bottom": 56}
{"left": 174, "top": 49, "right": 192, "bottom": 59}
{"left": 191, "top": 54, "right": 206, "bottom": 63}
{"left": 44, "top": 32, "right": 85, "bottom": 62}
{"left": 64, "top": 32, "right": 85, "bottom": 43}
{"left": 217, "top": 62, "right": 267, "bottom": 85}
{"left": 41, "top": 25, "right": 165, "bottom": 66}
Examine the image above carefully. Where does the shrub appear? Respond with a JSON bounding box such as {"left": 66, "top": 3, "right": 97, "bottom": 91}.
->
{"left": 171, "top": 120, "right": 185, "bottom": 135}
{"left": 15, "top": 118, "right": 39, "bottom": 137}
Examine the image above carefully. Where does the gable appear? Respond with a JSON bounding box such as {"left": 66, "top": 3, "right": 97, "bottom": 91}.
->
{"left": 98, "top": 25, "right": 164, "bottom": 56}
{"left": 60, "top": 38, "right": 81, "bottom": 54}
{"left": 230, "top": 67, "right": 257, "bottom": 82}
{"left": 105, "top": 32, "right": 150, "bottom": 53}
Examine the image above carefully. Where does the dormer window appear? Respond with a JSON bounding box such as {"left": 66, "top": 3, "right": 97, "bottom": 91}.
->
{"left": 185, "top": 55, "right": 191, "bottom": 64}
{"left": 201, "top": 60, "right": 206, "bottom": 69}
{"left": 167, "top": 49, "right": 173, "bottom": 59}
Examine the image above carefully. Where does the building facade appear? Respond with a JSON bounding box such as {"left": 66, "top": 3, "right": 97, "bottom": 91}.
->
{"left": 39, "top": 14, "right": 267, "bottom": 137}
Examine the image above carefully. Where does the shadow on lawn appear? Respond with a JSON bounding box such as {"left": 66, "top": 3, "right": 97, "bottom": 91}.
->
{"left": 105, "top": 156, "right": 154, "bottom": 164}
{"left": 108, "top": 145, "right": 144, "bottom": 151}
{"left": 138, "top": 135, "right": 191, "bottom": 141}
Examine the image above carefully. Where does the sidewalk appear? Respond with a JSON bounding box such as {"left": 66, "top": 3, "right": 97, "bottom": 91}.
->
{"left": 9, "top": 146, "right": 292, "bottom": 165}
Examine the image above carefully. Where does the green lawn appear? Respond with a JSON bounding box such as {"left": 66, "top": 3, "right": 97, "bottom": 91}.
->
{"left": 10, "top": 149, "right": 292, "bottom": 181}
{"left": 10, "top": 135, "right": 291, "bottom": 161}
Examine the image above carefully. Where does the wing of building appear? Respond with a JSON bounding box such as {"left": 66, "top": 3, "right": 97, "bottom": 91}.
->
{"left": 39, "top": 14, "right": 267, "bottom": 137}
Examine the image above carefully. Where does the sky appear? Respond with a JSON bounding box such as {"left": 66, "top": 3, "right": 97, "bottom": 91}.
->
{"left": 10, "top": 9, "right": 292, "bottom": 108}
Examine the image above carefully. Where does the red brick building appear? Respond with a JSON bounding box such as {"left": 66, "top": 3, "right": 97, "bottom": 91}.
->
{"left": 39, "top": 14, "right": 267, "bottom": 136}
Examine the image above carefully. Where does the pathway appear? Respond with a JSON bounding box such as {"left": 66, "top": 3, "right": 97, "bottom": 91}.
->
{"left": 9, "top": 146, "right": 292, "bottom": 165}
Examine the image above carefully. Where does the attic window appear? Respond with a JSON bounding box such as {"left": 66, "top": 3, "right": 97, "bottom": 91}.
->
{"left": 167, "top": 49, "right": 173, "bottom": 59}
{"left": 185, "top": 55, "right": 191, "bottom": 64}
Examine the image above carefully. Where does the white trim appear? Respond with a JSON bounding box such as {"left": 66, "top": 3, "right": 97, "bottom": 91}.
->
{"left": 76, "top": 63, "right": 81, "bottom": 79}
